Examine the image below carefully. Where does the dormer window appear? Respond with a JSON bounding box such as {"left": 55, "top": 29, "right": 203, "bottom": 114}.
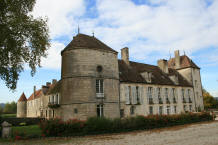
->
{"left": 141, "top": 72, "right": 152, "bottom": 83}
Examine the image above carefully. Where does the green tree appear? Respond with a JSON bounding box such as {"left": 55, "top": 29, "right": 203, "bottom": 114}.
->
{"left": 0, "top": 0, "right": 50, "bottom": 90}
{"left": 203, "top": 89, "right": 218, "bottom": 110}
{"left": 3, "top": 101, "right": 17, "bottom": 114}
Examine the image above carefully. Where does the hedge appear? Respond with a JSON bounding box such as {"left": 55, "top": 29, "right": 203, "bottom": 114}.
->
{"left": 39, "top": 112, "right": 214, "bottom": 137}
{"left": 0, "top": 117, "right": 44, "bottom": 126}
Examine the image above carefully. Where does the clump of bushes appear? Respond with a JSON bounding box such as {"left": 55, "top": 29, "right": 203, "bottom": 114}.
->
{"left": 39, "top": 112, "right": 214, "bottom": 137}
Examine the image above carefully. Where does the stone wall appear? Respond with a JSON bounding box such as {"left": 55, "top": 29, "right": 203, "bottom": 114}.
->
{"left": 120, "top": 83, "right": 195, "bottom": 117}
{"left": 17, "top": 101, "right": 27, "bottom": 118}
{"left": 60, "top": 48, "right": 120, "bottom": 120}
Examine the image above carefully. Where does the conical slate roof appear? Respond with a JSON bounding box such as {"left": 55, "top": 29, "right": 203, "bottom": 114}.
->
{"left": 18, "top": 93, "right": 27, "bottom": 102}
{"left": 61, "top": 33, "right": 117, "bottom": 54}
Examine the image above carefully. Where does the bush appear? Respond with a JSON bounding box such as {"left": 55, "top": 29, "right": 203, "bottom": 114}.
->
{"left": 39, "top": 112, "right": 214, "bottom": 137}
{"left": 0, "top": 117, "right": 44, "bottom": 126}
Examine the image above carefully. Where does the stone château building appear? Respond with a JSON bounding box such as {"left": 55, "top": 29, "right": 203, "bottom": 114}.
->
{"left": 17, "top": 33, "right": 204, "bottom": 120}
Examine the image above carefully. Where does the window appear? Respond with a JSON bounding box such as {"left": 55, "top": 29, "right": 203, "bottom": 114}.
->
{"left": 158, "top": 88, "right": 161, "bottom": 98}
{"left": 96, "top": 79, "right": 104, "bottom": 97}
{"left": 128, "top": 86, "right": 131, "bottom": 104}
{"left": 165, "top": 88, "right": 170, "bottom": 103}
{"left": 53, "top": 110, "right": 55, "bottom": 118}
{"left": 165, "top": 88, "right": 168, "bottom": 98}
{"left": 97, "top": 104, "right": 104, "bottom": 117}
{"left": 184, "top": 105, "right": 187, "bottom": 112}
{"left": 130, "top": 106, "right": 135, "bottom": 115}
{"left": 174, "top": 106, "right": 177, "bottom": 114}
{"left": 167, "top": 106, "right": 170, "bottom": 115}
{"left": 120, "top": 109, "right": 124, "bottom": 118}
{"left": 172, "top": 88, "right": 176, "bottom": 103}
{"left": 149, "top": 106, "right": 153, "bottom": 115}
{"left": 74, "top": 108, "right": 78, "bottom": 114}
{"left": 148, "top": 87, "right": 153, "bottom": 104}
{"left": 159, "top": 106, "right": 163, "bottom": 115}
{"left": 136, "top": 86, "right": 140, "bottom": 103}
{"left": 189, "top": 105, "right": 192, "bottom": 111}
{"left": 182, "top": 89, "right": 185, "bottom": 103}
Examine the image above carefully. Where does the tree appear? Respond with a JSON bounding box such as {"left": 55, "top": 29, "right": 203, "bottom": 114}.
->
{"left": 0, "top": 0, "right": 50, "bottom": 90}
{"left": 203, "top": 89, "right": 218, "bottom": 110}
{"left": 3, "top": 101, "right": 17, "bottom": 114}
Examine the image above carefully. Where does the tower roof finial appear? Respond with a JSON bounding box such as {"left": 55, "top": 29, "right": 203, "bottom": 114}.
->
{"left": 78, "top": 25, "right": 80, "bottom": 34}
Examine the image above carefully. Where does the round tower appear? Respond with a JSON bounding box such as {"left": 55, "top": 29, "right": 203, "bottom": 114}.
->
{"left": 17, "top": 93, "right": 27, "bottom": 118}
{"left": 60, "top": 33, "right": 120, "bottom": 120}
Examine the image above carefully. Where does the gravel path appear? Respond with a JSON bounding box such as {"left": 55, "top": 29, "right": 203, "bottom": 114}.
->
{"left": 5, "top": 121, "right": 218, "bottom": 145}
{"left": 61, "top": 121, "right": 218, "bottom": 145}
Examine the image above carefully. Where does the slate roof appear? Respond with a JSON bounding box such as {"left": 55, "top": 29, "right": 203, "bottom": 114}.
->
{"left": 18, "top": 93, "right": 27, "bottom": 102}
{"left": 61, "top": 33, "right": 117, "bottom": 54}
{"left": 168, "top": 55, "right": 200, "bottom": 69}
{"left": 47, "top": 80, "right": 61, "bottom": 95}
{"left": 118, "top": 60, "right": 192, "bottom": 87}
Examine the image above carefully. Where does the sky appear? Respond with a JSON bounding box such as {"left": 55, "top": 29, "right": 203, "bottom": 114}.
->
{"left": 1, "top": 0, "right": 218, "bottom": 103}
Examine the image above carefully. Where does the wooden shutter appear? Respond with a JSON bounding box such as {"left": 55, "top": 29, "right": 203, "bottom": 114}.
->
{"left": 146, "top": 87, "right": 149, "bottom": 103}
{"left": 125, "top": 86, "right": 130, "bottom": 104}
{"left": 138, "top": 86, "right": 143, "bottom": 104}
{"left": 132, "top": 86, "right": 137, "bottom": 104}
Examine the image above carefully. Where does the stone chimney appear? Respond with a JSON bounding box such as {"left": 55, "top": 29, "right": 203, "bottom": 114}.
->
{"left": 33, "top": 86, "right": 36, "bottom": 99}
{"left": 121, "top": 47, "right": 129, "bottom": 65}
{"left": 175, "top": 50, "right": 180, "bottom": 69}
{"left": 42, "top": 85, "right": 49, "bottom": 94}
{"left": 52, "top": 79, "right": 57, "bottom": 84}
{"left": 46, "top": 82, "right": 51, "bottom": 87}
{"left": 158, "top": 59, "right": 169, "bottom": 74}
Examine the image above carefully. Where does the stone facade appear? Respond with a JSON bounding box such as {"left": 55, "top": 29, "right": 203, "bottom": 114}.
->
{"left": 17, "top": 33, "right": 204, "bottom": 120}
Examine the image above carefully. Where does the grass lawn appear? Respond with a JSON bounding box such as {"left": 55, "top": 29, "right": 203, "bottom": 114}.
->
{"left": 1, "top": 114, "right": 16, "bottom": 118}
{"left": 12, "top": 125, "right": 42, "bottom": 138}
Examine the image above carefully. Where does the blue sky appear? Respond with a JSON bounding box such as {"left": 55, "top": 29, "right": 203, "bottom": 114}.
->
{"left": 1, "top": 0, "right": 218, "bottom": 103}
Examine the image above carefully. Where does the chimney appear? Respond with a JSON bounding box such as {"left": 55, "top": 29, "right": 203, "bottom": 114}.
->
{"left": 158, "top": 59, "right": 169, "bottom": 74}
{"left": 52, "top": 79, "right": 57, "bottom": 84}
{"left": 46, "top": 82, "right": 51, "bottom": 87}
{"left": 42, "top": 85, "right": 49, "bottom": 94}
{"left": 33, "top": 86, "right": 36, "bottom": 99}
{"left": 174, "top": 50, "right": 180, "bottom": 69}
{"left": 121, "top": 47, "right": 129, "bottom": 65}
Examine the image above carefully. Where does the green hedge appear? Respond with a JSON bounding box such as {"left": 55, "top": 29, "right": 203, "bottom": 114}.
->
{"left": 0, "top": 117, "right": 44, "bottom": 126}
{"left": 39, "top": 112, "right": 214, "bottom": 137}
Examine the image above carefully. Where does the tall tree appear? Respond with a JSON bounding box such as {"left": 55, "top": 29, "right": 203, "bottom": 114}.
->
{"left": 3, "top": 101, "right": 17, "bottom": 114}
{"left": 0, "top": 0, "right": 50, "bottom": 90}
{"left": 203, "top": 89, "right": 218, "bottom": 109}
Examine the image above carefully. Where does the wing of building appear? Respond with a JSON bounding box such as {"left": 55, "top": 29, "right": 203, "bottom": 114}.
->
{"left": 17, "top": 33, "right": 204, "bottom": 120}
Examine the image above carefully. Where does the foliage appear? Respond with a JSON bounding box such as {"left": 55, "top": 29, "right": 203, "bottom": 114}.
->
{"left": 39, "top": 112, "right": 213, "bottom": 137}
{"left": 1, "top": 114, "right": 16, "bottom": 118}
{"left": 0, "top": 0, "right": 50, "bottom": 90}
{"left": 0, "top": 117, "right": 43, "bottom": 126}
{"left": 203, "top": 89, "right": 218, "bottom": 109}
{"left": 12, "top": 125, "right": 42, "bottom": 139}
{"left": 3, "top": 101, "right": 17, "bottom": 114}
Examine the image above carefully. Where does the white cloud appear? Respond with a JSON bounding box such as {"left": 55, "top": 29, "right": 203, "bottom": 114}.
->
{"left": 41, "top": 42, "right": 65, "bottom": 69}
{"left": 32, "top": 0, "right": 218, "bottom": 68}
{"left": 80, "top": 0, "right": 218, "bottom": 63}
{"left": 32, "top": 0, "right": 85, "bottom": 38}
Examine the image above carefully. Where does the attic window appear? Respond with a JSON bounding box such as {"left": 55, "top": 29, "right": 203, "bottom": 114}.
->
{"left": 140, "top": 72, "right": 152, "bottom": 83}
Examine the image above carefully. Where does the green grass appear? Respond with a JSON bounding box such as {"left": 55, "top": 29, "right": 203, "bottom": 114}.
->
{"left": 1, "top": 114, "right": 16, "bottom": 118}
{"left": 12, "top": 125, "right": 42, "bottom": 138}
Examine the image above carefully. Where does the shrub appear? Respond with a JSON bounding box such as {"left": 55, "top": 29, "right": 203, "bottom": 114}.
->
{"left": 39, "top": 112, "right": 214, "bottom": 137}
